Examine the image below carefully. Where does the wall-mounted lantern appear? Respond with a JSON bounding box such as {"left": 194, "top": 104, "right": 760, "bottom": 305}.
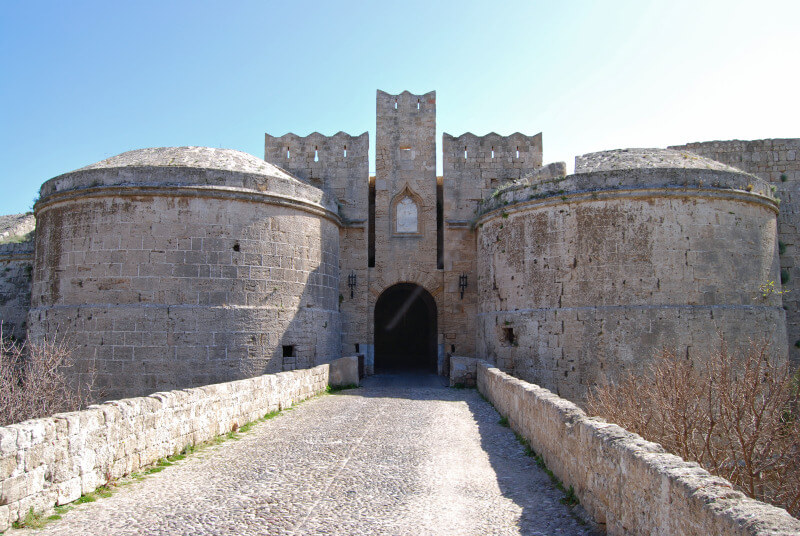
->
{"left": 348, "top": 272, "right": 357, "bottom": 298}
{"left": 459, "top": 273, "right": 468, "bottom": 299}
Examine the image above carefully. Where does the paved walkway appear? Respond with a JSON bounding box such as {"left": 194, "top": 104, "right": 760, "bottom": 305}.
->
{"left": 19, "top": 373, "right": 599, "bottom": 535}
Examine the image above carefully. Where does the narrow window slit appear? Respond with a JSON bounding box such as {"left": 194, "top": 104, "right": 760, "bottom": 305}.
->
{"left": 287, "top": 147, "right": 291, "bottom": 159}
{"left": 417, "top": 98, "right": 420, "bottom": 110}
{"left": 314, "top": 147, "right": 319, "bottom": 162}
{"left": 394, "top": 99, "right": 398, "bottom": 109}
{"left": 516, "top": 146, "right": 520, "bottom": 159}
{"left": 464, "top": 146, "right": 468, "bottom": 159}
{"left": 491, "top": 146, "right": 495, "bottom": 159}
{"left": 343, "top": 145, "right": 347, "bottom": 157}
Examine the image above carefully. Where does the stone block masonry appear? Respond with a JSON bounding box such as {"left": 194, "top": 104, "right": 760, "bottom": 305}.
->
{"left": 477, "top": 362, "right": 800, "bottom": 535}
{"left": 265, "top": 131, "right": 371, "bottom": 358}
{"left": 670, "top": 139, "right": 800, "bottom": 365}
{"left": 476, "top": 149, "right": 786, "bottom": 402}
{"left": 0, "top": 213, "right": 35, "bottom": 341}
{"left": 28, "top": 147, "right": 342, "bottom": 400}
{"left": 0, "top": 239, "right": 33, "bottom": 341}
{"left": 0, "top": 357, "right": 357, "bottom": 532}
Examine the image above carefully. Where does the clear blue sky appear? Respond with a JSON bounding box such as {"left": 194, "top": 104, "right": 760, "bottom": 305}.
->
{"left": 1, "top": 0, "right": 798, "bottom": 216}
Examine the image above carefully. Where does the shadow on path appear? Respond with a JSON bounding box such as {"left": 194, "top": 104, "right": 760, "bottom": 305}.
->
{"left": 347, "top": 372, "right": 603, "bottom": 535}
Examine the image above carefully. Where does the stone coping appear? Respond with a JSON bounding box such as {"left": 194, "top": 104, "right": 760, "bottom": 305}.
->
{"left": 476, "top": 165, "right": 777, "bottom": 223}
{"left": 0, "top": 356, "right": 357, "bottom": 531}
{"left": 477, "top": 362, "right": 800, "bottom": 535}
{"left": 37, "top": 147, "right": 338, "bottom": 216}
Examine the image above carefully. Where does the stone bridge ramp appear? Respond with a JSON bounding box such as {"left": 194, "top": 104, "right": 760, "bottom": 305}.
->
{"left": 19, "top": 374, "right": 597, "bottom": 535}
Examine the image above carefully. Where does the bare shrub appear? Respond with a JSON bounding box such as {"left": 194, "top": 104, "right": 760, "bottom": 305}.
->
{"left": 0, "top": 336, "right": 95, "bottom": 426}
{"left": 586, "top": 340, "right": 800, "bottom": 517}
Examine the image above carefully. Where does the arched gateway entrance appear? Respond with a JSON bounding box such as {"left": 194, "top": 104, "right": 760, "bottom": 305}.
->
{"left": 374, "top": 283, "right": 438, "bottom": 372}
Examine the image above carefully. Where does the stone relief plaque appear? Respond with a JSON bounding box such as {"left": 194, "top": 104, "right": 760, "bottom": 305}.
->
{"left": 396, "top": 197, "right": 418, "bottom": 233}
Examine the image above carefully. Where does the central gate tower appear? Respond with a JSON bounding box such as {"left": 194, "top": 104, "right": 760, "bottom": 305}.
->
{"left": 369, "top": 91, "right": 443, "bottom": 372}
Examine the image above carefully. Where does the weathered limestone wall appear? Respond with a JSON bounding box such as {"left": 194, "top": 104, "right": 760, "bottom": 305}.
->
{"left": 29, "top": 147, "right": 341, "bottom": 400}
{"left": 264, "top": 131, "right": 368, "bottom": 222}
{"left": 0, "top": 245, "right": 34, "bottom": 341}
{"left": 0, "top": 213, "right": 36, "bottom": 340}
{"left": 0, "top": 357, "right": 357, "bottom": 532}
{"left": 476, "top": 149, "right": 786, "bottom": 402}
{"left": 670, "top": 139, "right": 800, "bottom": 363}
{"left": 478, "top": 363, "right": 800, "bottom": 535}
{"left": 442, "top": 132, "right": 543, "bottom": 221}
{"left": 369, "top": 90, "right": 444, "bottom": 368}
{"left": 264, "top": 132, "right": 370, "bottom": 358}
{"left": 438, "top": 133, "right": 541, "bottom": 360}
{"left": 438, "top": 133, "right": 552, "bottom": 359}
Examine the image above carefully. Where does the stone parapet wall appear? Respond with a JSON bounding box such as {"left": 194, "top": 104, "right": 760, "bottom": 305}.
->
{"left": 0, "top": 358, "right": 357, "bottom": 532}
{"left": 477, "top": 363, "right": 800, "bottom": 536}
{"left": 669, "top": 139, "right": 800, "bottom": 363}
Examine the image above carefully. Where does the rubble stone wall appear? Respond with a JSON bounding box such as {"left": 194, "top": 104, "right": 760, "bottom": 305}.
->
{"left": 478, "top": 363, "right": 800, "bottom": 535}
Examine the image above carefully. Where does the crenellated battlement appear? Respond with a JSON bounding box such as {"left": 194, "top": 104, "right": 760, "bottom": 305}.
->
{"left": 265, "top": 131, "right": 368, "bottom": 221}
{"left": 376, "top": 90, "right": 436, "bottom": 115}
{"left": 442, "top": 131, "right": 543, "bottom": 221}
{"left": 443, "top": 131, "right": 542, "bottom": 169}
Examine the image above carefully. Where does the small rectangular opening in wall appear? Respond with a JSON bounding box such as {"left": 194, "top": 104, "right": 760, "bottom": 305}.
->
{"left": 437, "top": 176, "right": 443, "bottom": 269}
{"left": 282, "top": 345, "right": 295, "bottom": 358}
{"left": 368, "top": 176, "right": 376, "bottom": 267}
{"left": 355, "top": 343, "right": 360, "bottom": 353}
{"left": 502, "top": 327, "right": 515, "bottom": 346}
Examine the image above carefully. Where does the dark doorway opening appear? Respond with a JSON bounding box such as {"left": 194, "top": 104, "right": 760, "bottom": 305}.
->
{"left": 374, "top": 283, "right": 437, "bottom": 372}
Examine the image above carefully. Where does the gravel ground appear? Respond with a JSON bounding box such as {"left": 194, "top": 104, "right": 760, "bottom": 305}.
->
{"left": 16, "top": 373, "right": 601, "bottom": 535}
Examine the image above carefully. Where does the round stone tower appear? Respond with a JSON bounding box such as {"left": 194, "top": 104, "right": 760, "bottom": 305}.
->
{"left": 29, "top": 147, "right": 341, "bottom": 399}
{"left": 475, "top": 148, "right": 786, "bottom": 402}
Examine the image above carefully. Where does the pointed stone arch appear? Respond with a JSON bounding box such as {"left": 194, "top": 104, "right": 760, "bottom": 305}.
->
{"left": 390, "top": 184, "right": 424, "bottom": 236}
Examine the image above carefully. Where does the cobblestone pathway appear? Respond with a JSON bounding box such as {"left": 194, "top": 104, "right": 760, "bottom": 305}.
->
{"left": 19, "top": 373, "right": 600, "bottom": 535}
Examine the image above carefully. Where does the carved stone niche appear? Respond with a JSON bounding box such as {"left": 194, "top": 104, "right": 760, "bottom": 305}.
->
{"left": 391, "top": 185, "right": 423, "bottom": 236}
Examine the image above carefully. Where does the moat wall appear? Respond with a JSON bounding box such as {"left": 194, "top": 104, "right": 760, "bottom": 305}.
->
{"left": 476, "top": 149, "right": 786, "bottom": 402}
{"left": 28, "top": 148, "right": 341, "bottom": 400}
